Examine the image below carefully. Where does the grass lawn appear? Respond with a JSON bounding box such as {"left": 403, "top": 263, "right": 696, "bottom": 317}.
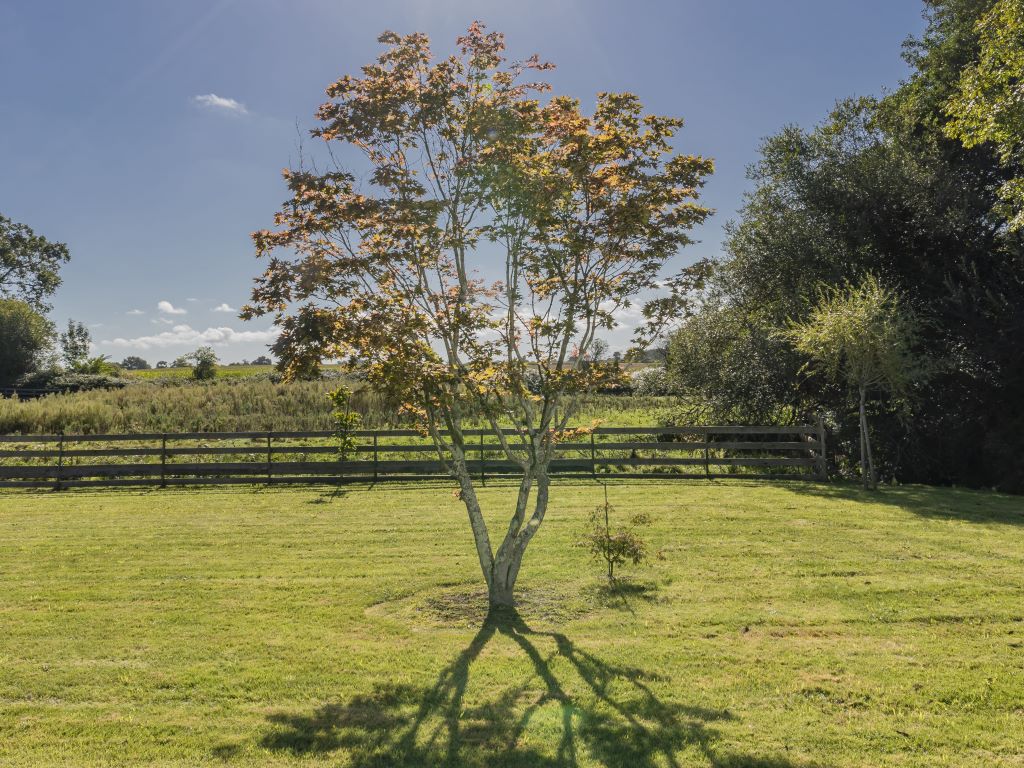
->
{"left": 0, "top": 481, "right": 1022, "bottom": 767}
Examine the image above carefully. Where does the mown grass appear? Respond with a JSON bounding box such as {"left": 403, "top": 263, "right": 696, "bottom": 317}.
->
{"left": 1, "top": 480, "right": 1021, "bottom": 766}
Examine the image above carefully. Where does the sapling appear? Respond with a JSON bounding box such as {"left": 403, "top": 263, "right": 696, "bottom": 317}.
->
{"left": 580, "top": 485, "right": 652, "bottom": 582}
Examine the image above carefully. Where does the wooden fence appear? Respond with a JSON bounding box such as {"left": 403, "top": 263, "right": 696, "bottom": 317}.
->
{"left": 0, "top": 424, "right": 826, "bottom": 490}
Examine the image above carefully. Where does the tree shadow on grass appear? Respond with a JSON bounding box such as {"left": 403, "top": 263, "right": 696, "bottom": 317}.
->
{"left": 785, "top": 481, "right": 1024, "bottom": 526}
{"left": 259, "top": 608, "right": 804, "bottom": 767}
{"left": 587, "top": 579, "right": 661, "bottom": 617}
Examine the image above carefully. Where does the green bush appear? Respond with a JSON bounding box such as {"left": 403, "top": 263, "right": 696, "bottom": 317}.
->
{"left": 0, "top": 299, "right": 54, "bottom": 385}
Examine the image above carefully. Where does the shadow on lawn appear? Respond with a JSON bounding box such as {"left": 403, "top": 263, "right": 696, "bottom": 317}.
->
{"left": 786, "top": 481, "right": 1024, "bottom": 526}
{"left": 258, "top": 608, "right": 802, "bottom": 767}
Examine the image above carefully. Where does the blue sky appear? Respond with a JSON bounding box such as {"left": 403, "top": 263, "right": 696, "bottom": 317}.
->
{"left": 0, "top": 0, "right": 925, "bottom": 362}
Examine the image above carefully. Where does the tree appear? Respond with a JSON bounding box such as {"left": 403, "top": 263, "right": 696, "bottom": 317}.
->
{"left": 667, "top": 299, "right": 808, "bottom": 425}
{"left": 156, "top": 360, "right": 168, "bottom": 369}
{"left": 252, "top": 355, "right": 273, "bottom": 366}
{"left": 674, "top": 2, "right": 1024, "bottom": 490}
{"left": 59, "top": 320, "right": 91, "bottom": 371}
{"left": 0, "top": 213, "right": 71, "bottom": 311}
{"left": 244, "top": 24, "right": 712, "bottom": 607}
{"left": 171, "top": 355, "right": 190, "bottom": 368}
{"left": 783, "top": 276, "right": 923, "bottom": 489}
{"left": 120, "top": 355, "right": 150, "bottom": 370}
{"left": 0, "top": 299, "right": 55, "bottom": 385}
{"left": 185, "top": 346, "right": 218, "bottom": 380}
{"left": 945, "top": 0, "right": 1024, "bottom": 229}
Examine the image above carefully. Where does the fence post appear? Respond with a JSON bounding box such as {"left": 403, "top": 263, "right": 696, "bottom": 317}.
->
{"left": 590, "top": 431, "right": 596, "bottom": 479}
{"left": 703, "top": 428, "right": 710, "bottom": 480}
{"left": 160, "top": 433, "right": 167, "bottom": 488}
{"left": 372, "top": 433, "right": 378, "bottom": 483}
{"left": 480, "top": 431, "right": 485, "bottom": 486}
{"left": 266, "top": 432, "right": 273, "bottom": 485}
{"left": 56, "top": 431, "right": 65, "bottom": 491}
{"left": 815, "top": 414, "right": 827, "bottom": 481}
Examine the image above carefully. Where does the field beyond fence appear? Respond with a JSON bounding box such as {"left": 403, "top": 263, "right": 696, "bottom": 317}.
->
{"left": 0, "top": 424, "right": 826, "bottom": 489}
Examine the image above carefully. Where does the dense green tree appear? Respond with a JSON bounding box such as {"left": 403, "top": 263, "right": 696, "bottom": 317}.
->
{"left": 667, "top": 300, "right": 807, "bottom": 425}
{"left": 186, "top": 346, "right": 218, "bottom": 380}
{"left": 0, "top": 213, "right": 70, "bottom": 312}
{"left": 0, "top": 299, "right": 55, "bottom": 385}
{"left": 668, "top": 0, "right": 1024, "bottom": 490}
{"left": 944, "top": 0, "right": 1024, "bottom": 228}
{"left": 119, "top": 356, "right": 150, "bottom": 370}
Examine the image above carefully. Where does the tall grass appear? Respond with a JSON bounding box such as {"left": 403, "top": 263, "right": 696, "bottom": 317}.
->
{"left": 0, "top": 378, "right": 676, "bottom": 435}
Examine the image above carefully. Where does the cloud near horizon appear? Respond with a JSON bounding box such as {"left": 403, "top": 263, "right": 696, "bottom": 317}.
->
{"left": 212, "top": 303, "right": 236, "bottom": 313}
{"left": 104, "top": 324, "right": 279, "bottom": 351}
{"left": 192, "top": 93, "right": 248, "bottom": 115}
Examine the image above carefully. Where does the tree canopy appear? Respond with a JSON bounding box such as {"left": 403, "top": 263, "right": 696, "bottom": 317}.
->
{"left": 666, "top": 0, "right": 1024, "bottom": 491}
{"left": 945, "top": 0, "right": 1024, "bottom": 229}
{"left": 0, "top": 213, "right": 70, "bottom": 312}
{"left": 245, "top": 23, "right": 713, "bottom": 605}
{"left": 783, "top": 276, "right": 923, "bottom": 488}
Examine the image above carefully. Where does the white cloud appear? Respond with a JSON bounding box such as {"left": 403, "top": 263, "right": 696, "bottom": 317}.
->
{"left": 157, "top": 300, "right": 187, "bottom": 315}
{"left": 192, "top": 93, "right": 248, "bottom": 115}
{"left": 152, "top": 318, "right": 175, "bottom": 325}
{"left": 186, "top": 298, "right": 199, "bottom": 303}
{"left": 212, "top": 303, "right": 236, "bottom": 313}
{"left": 599, "top": 300, "right": 645, "bottom": 327}
{"left": 126, "top": 308, "right": 145, "bottom": 316}
{"left": 103, "top": 324, "right": 280, "bottom": 351}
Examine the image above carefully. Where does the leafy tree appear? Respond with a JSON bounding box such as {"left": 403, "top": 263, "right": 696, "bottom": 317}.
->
{"left": 669, "top": 1, "right": 1024, "bottom": 490}
{"left": 783, "top": 276, "right": 924, "bottom": 489}
{"left": 0, "top": 299, "right": 55, "bottom": 385}
{"left": 0, "top": 213, "right": 71, "bottom": 311}
{"left": 59, "top": 320, "right": 92, "bottom": 371}
{"left": 244, "top": 24, "right": 712, "bottom": 607}
{"left": 185, "top": 346, "right": 218, "bottom": 380}
{"left": 171, "top": 355, "right": 190, "bottom": 368}
{"left": 120, "top": 355, "right": 150, "bottom": 370}
{"left": 252, "top": 355, "right": 273, "bottom": 366}
{"left": 155, "top": 360, "right": 168, "bottom": 369}
{"left": 945, "top": 0, "right": 1024, "bottom": 229}
{"left": 667, "top": 299, "right": 808, "bottom": 425}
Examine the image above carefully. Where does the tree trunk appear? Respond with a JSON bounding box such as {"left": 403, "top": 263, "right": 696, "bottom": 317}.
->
{"left": 488, "top": 549, "right": 522, "bottom": 608}
{"left": 858, "top": 386, "right": 876, "bottom": 490}
{"left": 451, "top": 458, "right": 551, "bottom": 610}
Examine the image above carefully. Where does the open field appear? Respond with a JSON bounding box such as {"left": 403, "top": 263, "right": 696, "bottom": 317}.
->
{"left": 125, "top": 365, "right": 282, "bottom": 380}
{"left": 1, "top": 481, "right": 1022, "bottom": 766}
{"left": 0, "top": 377, "right": 673, "bottom": 435}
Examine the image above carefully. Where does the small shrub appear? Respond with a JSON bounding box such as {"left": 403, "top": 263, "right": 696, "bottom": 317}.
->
{"left": 579, "top": 487, "right": 653, "bottom": 582}
{"left": 328, "top": 386, "right": 362, "bottom": 458}
{"left": 630, "top": 367, "right": 669, "bottom": 396}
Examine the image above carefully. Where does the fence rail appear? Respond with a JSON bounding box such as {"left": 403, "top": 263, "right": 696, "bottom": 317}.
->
{"left": 0, "top": 424, "right": 826, "bottom": 489}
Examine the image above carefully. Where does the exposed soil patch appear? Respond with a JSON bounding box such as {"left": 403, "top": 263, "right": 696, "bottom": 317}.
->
{"left": 367, "top": 583, "right": 590, "bottom": 628}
